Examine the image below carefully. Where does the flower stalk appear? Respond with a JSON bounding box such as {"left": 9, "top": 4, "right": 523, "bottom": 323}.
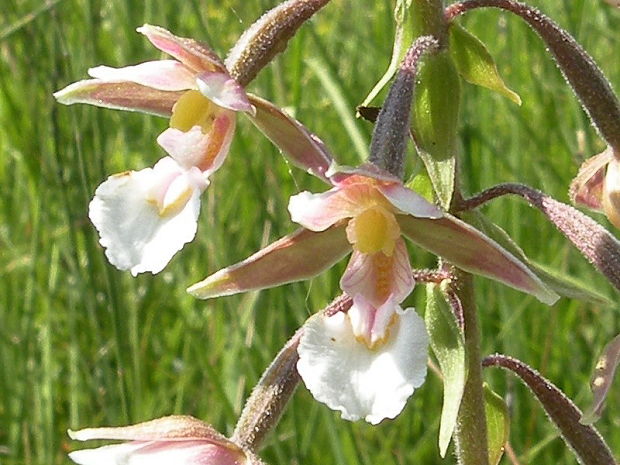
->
{"left": 226, "top": 0, "right": 332, "bottom": 86}
{"left": 453, "top": 270, "right": 489, "bottom": 465}
{"left": 445, "top": 0, "right": 620, "bottom": 152}
{"left": 231, "top": 295, "right": 352, "bottom": 450}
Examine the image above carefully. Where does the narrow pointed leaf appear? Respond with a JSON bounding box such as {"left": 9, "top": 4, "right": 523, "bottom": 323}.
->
{"left": 581, "top": 333, "right": 620, "bottom": 425}
{"left": 449, "top": 24, "right": 521, "bottom": 105}
{"left": 398, "top": 214, "right": 559, "bottom": 304}
{"left": 425, "top": 283, "right": 466, "bottom": 457}
{"left": 411, "top": 51, "right": 459, "bottom": 209}
{"left": 246, "top": 94, "right": 333, "bottom": 183}
{"left": 464, "top": 210, "right": 612, "bottom": 305}
{"left": 188, "top": 225, "right": 350, "bottom": 299}
{"left": 483, "top": 384, "right": 510, "bottom": 465}
{"left": 359, "top": 0, "right": 414, "bottom": 108}
{"left": 54, "top": 80, "right": 180, "bottom": 116}
{"left": 484, "top": 354, "right": 615, "bottom": 465}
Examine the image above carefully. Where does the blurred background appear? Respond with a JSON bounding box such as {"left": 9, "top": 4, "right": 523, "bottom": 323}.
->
{"left": 0, "top": 0, "right": 618, "bottom": 463}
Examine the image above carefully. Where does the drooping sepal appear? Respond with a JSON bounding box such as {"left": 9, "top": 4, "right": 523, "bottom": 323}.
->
{"left": 247, "top": 94, "right": 334, "bottom": 182}
{"left": 398, "top": 214, "right": 559, "bottom": 304}
{"left": 187, "top": 225, "right": 350, "bottom": 299}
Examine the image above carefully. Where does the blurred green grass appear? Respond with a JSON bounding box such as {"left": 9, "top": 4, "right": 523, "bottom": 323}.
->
{"left": 0, "top": 0, "right": 618, "bottom": 464}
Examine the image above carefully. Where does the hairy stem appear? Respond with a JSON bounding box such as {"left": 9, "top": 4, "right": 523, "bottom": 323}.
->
{"left": 455, "top": 182, "right": 620, "bottom": 291}
{"left": 483, "top": 354, "right": 615, "bottom": 465}
{"left": 453, "top": 270, "right": 489, "bottom": 465}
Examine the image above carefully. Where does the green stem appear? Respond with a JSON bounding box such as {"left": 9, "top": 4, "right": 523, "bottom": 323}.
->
{"left": 453, "top": 270, "right": 489, "bottom": 465}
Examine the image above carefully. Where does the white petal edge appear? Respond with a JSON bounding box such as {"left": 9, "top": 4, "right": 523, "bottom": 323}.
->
{"left": 88, "top": 61, "right": 195, "bottom": 91}
{"left": 297, "top": 307, "right": 428, "bottom": 425}
{"left": 69, "top": 440, "right": 242, "bottom": 465}
{"left": 88, "top": 157, "right": 206, "bottom": 276}
{"left": 378, "top": 183, "right": 443, "bottom": 219}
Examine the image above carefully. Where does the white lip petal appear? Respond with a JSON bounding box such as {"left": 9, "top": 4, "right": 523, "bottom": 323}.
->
{"left": 297, "top": 308, "right": 428, "bottom": 425}
{"left": 88, "top": 157, "right": 205, "bottom": 275}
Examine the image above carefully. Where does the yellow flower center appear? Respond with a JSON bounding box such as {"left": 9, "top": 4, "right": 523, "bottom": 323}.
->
{"left": 169, "top": 90, "right": 215, "bottom": 132}
{"left": 347, "top": 206, "right": 400, "bottom": 255}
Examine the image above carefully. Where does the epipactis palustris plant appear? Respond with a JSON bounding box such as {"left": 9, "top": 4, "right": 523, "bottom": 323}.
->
{"left": 58, "top": 0, "right": 620, "bottom": 464}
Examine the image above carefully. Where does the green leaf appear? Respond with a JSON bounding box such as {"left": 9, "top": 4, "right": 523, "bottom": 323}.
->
{"left": 425, "top": 283, "right": 466, "bottom": 457}
{"left": 411, "top": 51, "right": 459, "bottom": 209}
{"left": 359, "top": 0, "right": 413, "bottom": 108}
{"left": 406, "top": 171, "right": 435, "bottom": 203}
{"left": 449, "top": 24, "right": 521, "bottom": 105}
{"left": 463, "top": 211, "right": 612, "bottom": 305}
{"left": 484, "top": 384, "right": 510, "bottom": 465}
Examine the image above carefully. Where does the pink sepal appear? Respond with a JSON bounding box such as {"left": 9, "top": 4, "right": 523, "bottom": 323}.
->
{"left": 196, "top": 71, "right": 254, "bottom": 113}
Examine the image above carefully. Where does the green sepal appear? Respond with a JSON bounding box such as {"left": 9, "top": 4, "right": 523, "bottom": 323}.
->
{"left": 425, "top": 282, "right": 467, "bottom": 457}
{"left": 411, "top": 51, "right": 459, "bottom": 209}
{"left": 449, "top": 23, "right": 521, "bottom": 105}
{"left": 484, "top": 383, "right": 510, "bottom": 465}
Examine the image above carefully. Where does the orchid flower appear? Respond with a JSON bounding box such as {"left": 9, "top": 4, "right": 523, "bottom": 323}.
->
{"left": 67, "top": 415, "right": 252, "bottom": 465}
{"left": 570, "top": 147, "right": 620, "bottom": 229}
{"left": 55, "top": 24, "right": 333, "bottom": 275}
{"left": 54, "top": 25, "right": 254, "bottom": 275}
{"left": 188, "top": 165, "right": 558, "bottom": 423}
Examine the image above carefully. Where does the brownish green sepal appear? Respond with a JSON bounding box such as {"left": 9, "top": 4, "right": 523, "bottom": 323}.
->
{"left": 411, "top": 51, "right": 460, "bottom": 209}
{"left": 448, "top": 23, "right": 521, "bottom": 105}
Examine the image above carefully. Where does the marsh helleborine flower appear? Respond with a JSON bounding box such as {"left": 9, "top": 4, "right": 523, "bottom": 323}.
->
{"left": 55, "top": 25, "right": 254, "bottom": 275}
{"left": 188, "top": 164, "right": 558, "bottom": 423}
{"left": 68, "top": 415, "right": 250, "bottom": 465}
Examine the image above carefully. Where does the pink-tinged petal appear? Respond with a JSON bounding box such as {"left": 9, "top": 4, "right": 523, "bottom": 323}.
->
{"left": 347, "top": 295, "right": 402, "bottom": 348}
{"left": 289, "top": 182, "right": 388, "bottom": 231}
{"left": 570, "top": 148, "right": 614, "bottom": 211}
{"left": 54, "top": 79, "right": 180, "bottom": 117}
{"left": 69, "top": 440, "right": 247, "bottom": 465}
{"left": 288, "top": 189, "right": 355, "bottom": 231}
{"left": 340, "top": 239, "right": 414, "bottom": 307}
{"left": 297, "top": 307, "right": 428, "bottom": 425}
{"left": 196, "top": 71, "right": 253, "bottom": 113}
{"left": 137, "top": 25, "right": 226, "bottom": 74}
{"left": 89, "top": 158, "right": 206, "bottom": 276}
{"left": 157, "top": 113, "right": 235, "bottom": 174}
{"left": 398, "top": 214, "right": 559, "bottom": 304}
{"left": 247, "top": 94, "right": 333, "bottom": 182}
{"left": 68, "top": 416, "right": 229, "bottom": 442}
{"left": 88, "top": 61, "right": 195, "bottom": 91}
{"left": 187, "top": 225, "right": 351, "bottom": 299}
{"left": 603, "top": 158, "right": 620, "bottom": 229}
{"left": 378, "top": 182, "right": 443, "bottom": 218}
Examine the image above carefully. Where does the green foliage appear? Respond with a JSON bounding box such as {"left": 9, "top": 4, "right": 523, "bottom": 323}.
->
{"left": 0, "top": 0, "right": 618, "bottom": 464}
{"left": 411, "top": 51, "right": 460, "bottom": 209}
{"left": 483, "top": 383, "right": 510, "bottom": 465}
{"left": 449, "top": 23, "right": 521, "bottom": 105}
{"left": 425, "top": 283, "right": 466, "bottom": 457}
